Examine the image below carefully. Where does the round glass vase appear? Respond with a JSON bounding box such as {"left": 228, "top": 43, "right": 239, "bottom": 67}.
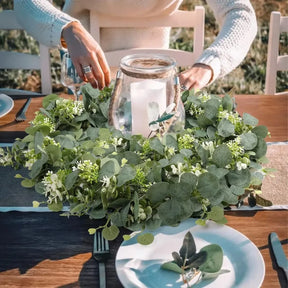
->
{"left": 109, "top": 54, "right": 185, "bottom": 138}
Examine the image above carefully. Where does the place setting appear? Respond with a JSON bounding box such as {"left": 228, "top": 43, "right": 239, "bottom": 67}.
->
{"left": 115, "top": 218, "right": 265, "bottom": 288}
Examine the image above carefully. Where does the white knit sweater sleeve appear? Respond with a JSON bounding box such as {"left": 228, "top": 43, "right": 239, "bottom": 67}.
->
{"left": 14, "top": 0, "right": 78, "bottom": 48}
{"left": 197, "top": 0, "right": 257, "bottom": 82}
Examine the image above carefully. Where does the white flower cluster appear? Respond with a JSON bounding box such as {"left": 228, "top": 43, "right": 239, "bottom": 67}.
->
{"left": 42, "top": 171, "right": 64, "bottom": 204}
{"left": 72, "top": 160, "right": 99, "bottom": 184}
{"left": 23, "top": 149, "right": 38, "bottom": 169}
{"left": 0, "top": 148, "right": 13, "bottom": 166}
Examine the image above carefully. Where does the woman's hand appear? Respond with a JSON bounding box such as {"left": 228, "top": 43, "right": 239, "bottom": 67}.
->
{"left": 179, "top": 63, "right": 213, "bottom": 91}
{"left": 61, "top": 21, "right": 111, "bottom": 90}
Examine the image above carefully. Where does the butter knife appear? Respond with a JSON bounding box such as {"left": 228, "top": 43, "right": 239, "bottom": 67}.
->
{"left": 269, "top": 232, "right": 288, "bottom": 281}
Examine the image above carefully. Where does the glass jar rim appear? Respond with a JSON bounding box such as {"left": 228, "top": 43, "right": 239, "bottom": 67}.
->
{"left": 120, "top": 54, "right": 176, "bottom": 79}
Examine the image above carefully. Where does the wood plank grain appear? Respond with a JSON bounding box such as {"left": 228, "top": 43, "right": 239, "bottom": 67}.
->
{"left": 0, "top": 211, "right": 287, "bottom": 287}
{"left": 0, "top": 94, "right": 287, "bottom": 142}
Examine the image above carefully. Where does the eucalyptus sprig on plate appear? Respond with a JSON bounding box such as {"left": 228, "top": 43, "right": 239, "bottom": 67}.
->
{"left": 161, "top": 231, "right": 229, "bottom": 287}
{"left": 0, "top": 84, "right": 273, "bottom": 245}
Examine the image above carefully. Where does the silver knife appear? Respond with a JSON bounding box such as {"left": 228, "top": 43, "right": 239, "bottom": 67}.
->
{"left": 269, "top": 232, "right": 288, "bottom": 281}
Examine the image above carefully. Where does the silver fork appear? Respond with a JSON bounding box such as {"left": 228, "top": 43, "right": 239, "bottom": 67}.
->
{"left": 15, "top": 97, "right": 31, "bottom": 122}
{"left": 93, "top": 230, "right": 110, "bottom": 288}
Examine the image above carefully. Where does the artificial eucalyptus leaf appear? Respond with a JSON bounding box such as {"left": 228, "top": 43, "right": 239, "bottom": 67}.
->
{"left": 137, "top": 233, "right": 154, "bottom": 245}
{"left": 99, "top": 159, "right": 120, "bottom": 179}
{"left": 203, "top": 98, "right": 220, "bottom": 120}
{"left": 172, "top": 251, "right": 183, "bottom": 266}
{"left": 212, "top": 144, "right": 232, "bottom": 168}
{"left": 70, "top": 203, "right": 86, "bottom": 214}
{"left": 123, "top": 234, "right": 131, "bottom": 241}
{"left": 117, "top": 164, "right": 137, "bottom": 187}
{"left": 158, "top": 199, "right": 186, "bottom": 225}
{"left": 180, "top": 172, "right": 197, "bottom": 190}
{"left": 46, "top": 144, "right": 62, "bottom": 164}
{"left": 65, "top": 170, "right": 79, "bottom": 190}
{"left": 21, "top": 178, "right": 35, "bottom": 188}
{"left": 34, "top": 182, "right": 45, "bottom": 194}
{"left": 252, "top": 125, "right": 269, "bottom": 139}
{"left": 243, "top": 113, "right": 258, "bottom": 126}
{"left": 86, "top": 127, "right": 100, "bottom": 140}
{"left": 208, "top": 189, "right": 225, "bottom": 206}
{"left": 254, "top": 138, "right": 267, "bottom": 158}
{"left": 201, "top": 269, "right": 231, "bottom": 280}
{"left": 222, "top": 93, "right": 234, "bottom": 112}
{"left": 30, "top": 153, "right": 48, "bottom": 179}
{"left": 196, "top": 143, "right": 209, "bottom": 166}
{"left": 34, "top": 131, "right": 44, "bottom": 154}
{"left": 163, "top": 134, "right": 178, "bottom": 149}
{"left": 218, "top": 118, "right": 235, "bottom": 137}
{"left": 207, "top": 206, "right": 227, "bottom": 223}
{"left": 88, "top": 209, "right": 106, "bottom": 219}
{"left": 102, "top": 225, "right": 119, "bottom": 241}
{"left": 207, "top": 126, "right": 217, "bottom": 139}
{"left": 240, "top": 132, "right": 258, "bottom": 150}
{"left": 170, "top": 183, "right": 191, "bottom": 200}
{"left": 146, "top": 182, "right": 170, "bottom": 204}
{"left": 144, "top": 217, "right": 162, "bottom": 230}
{"left": 207, "top": 165, "right": 229, "bottom": 179}
{"left": 180, "top": 148, "right": 193, "bottom": 158}
{"left": 55, "top": 134, "right": 77, "bottom": 149}
{"left": 42, "top": 94, "right": 59, "bottom": 108}
{"left": 197, "top": 172, "right": 220, "bottom": 198}
{"left": 150, "top": 137, "right": 164, "bottom": 155}
{"left": 179, "top": 232, "right": 196, "bottom": 260}
{"left": 222, "top": 186, "right": 239, "bottom": 205}
{"left": 186, "top": 250, "right": 208, "bottom": 268}
{"left": 197, "top": 114, "right": 213, "bottom": 127}
{"left": 199, "top": 244, "right": 223, "bottom": 273}
{"left": 230, "top": 185, "right": 245, "bottom": 196}
{"left": 99, "top": 128, "right": 111, "bottom": 141}
{"left": 48, "top": 201, "right": 63, "bottom": 212}
{"left": 161, "top": 261, "right": 183, "bottom": 274}
{"left": 99, "top": 101, "right": 110, "bottom": 119}
{"left": 227, "top": 168, "right": 251, "bottom": 188}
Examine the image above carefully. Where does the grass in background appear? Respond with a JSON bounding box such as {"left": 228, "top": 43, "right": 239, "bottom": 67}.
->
{"left": 0, "top": 0, "right": 287, "bottom": 94}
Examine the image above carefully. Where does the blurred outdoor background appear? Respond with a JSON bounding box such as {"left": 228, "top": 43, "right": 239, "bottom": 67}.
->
{"left": 0, "top": 0, "right": 287, "bottom": 95}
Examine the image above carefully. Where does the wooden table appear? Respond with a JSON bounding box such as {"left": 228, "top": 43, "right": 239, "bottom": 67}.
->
{"left": 0, "top": 211, "right": 287, "bottom": 288}
{"left": 0, "top": 94, "right": 287, "bottom": 142}
{"left": 0, "top": 93, "right": 287, "bottom": 287}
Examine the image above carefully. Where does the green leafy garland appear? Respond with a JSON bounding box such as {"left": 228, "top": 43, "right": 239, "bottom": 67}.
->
{"left": 0, "top": 84, "right": 271, "bottom": 243}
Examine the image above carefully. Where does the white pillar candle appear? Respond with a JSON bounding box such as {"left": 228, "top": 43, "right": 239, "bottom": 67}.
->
{"left": 130, "top": 79, "right": 166, "bottom": 137}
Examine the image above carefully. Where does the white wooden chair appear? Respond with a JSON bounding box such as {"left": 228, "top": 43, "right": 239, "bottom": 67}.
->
{"left": 0, "top": 9, "right": 52, "bottom": 95}
{"left": 265, "top": 11, "right": 288, "bottom": 95}
{"left": 89, "top": 6, "right": 205, "bottom": 68}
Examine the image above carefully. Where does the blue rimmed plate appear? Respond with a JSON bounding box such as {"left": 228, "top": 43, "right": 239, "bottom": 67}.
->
{"left": 115, "top": 218, "right": 265, "bottom": 288}
{"left": 0, "top": 94, "right": 14, "bottom": 118}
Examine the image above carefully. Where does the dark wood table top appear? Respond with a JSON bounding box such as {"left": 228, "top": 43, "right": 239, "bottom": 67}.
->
{"left": 0, "top": 210, "right": 287, "bottom": 287}
{"left": 0, "top": 93, "right": 287, "bottom": 287}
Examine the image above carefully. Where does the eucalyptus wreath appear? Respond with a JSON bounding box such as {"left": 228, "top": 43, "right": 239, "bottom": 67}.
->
{"left": 0, "top": 84, "right": 271, "bottom": 244}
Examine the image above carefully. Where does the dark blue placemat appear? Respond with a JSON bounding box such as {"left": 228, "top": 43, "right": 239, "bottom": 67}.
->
{"left": 0, "top": 166, "right": 46, "bottom": 207}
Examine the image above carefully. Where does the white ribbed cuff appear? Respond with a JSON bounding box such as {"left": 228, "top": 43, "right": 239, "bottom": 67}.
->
{"left": 50, "top": 15, "right": 79, "bottom": 48}
{"left": 196, "top": 54, "right": 221, "bottom": 84}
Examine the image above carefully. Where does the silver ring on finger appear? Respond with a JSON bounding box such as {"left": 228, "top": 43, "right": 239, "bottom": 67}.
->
{"left": 83, "top": 65, "right": 92, "bottom": 74}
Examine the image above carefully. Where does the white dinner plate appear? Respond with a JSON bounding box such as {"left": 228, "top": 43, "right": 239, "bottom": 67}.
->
{"left": 115, "top": 218, "right": 265, "bottom": 288}
{"left": 0, "top": 94, "right": 14, "bottom": 118}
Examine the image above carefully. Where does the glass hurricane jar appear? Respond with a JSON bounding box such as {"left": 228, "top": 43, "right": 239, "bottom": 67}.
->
{"left": 109, "top": 54, "right": 185, "bottom": 138}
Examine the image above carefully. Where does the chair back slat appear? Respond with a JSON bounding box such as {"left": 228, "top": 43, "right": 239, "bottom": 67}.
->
{"left": 265, "top": 12, "right": 288, "bottom": 95}
{"left": 90, "top": 7, "right": 205, "bottom": 67}
{"left": 0, "top": 9, "right": 52, "bottom": 95}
